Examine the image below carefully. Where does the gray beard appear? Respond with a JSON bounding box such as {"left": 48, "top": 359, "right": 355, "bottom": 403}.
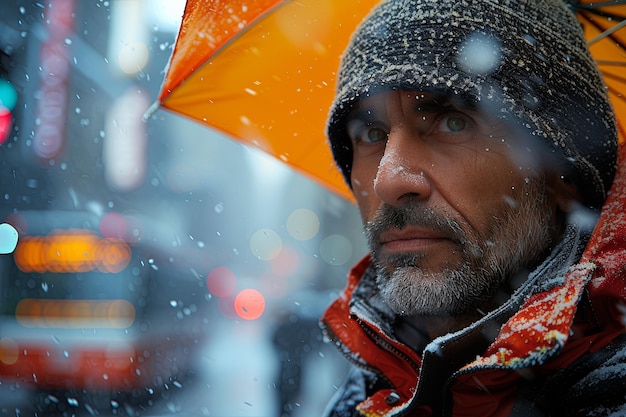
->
{"left": 366, "top": 180, "right": 553, "bottom": 317}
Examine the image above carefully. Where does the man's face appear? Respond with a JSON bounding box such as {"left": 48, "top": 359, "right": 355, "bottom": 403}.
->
{"left": 347, "top": 90, "right": 564, "bottom": 317}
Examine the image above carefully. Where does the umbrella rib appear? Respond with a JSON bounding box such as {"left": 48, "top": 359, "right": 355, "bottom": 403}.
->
{"left": 577, "top": 0, "right": 626, "bottom": 9}
{"left": 587, "top": 18, "right": 626, "bottom": 45}
{"left": 601, "top": 70, "right": 626, "bottom": 85}
{"left": 159, "top": 0, "right": 291, "bottom": 103}
{"left": 607, "top": 84, "right": 626, "bottom": 108}
{"left": 143, "top": 101, "right": 160, "bottom": 122}
{"left": 577, "top": 6, "right": 626, "bottom": 23}
{"left": 578, "top": 9, "right": 626, "bottom": 49}
{"left": 596, "top": 60, "right": 626, "bottom": 66}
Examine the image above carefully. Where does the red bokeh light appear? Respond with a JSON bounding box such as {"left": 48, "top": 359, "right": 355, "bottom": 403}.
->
{"left": 234, "top": 289, "right": 265, "bottom": 321}
{"left": 206, "top": 266, "right": 237, "bottom": 298}
{"left": 99, "top": 212, "right": 127, "bottom": 240}
{"left": 0, "top": 107, "right": 11, "bottom": 144}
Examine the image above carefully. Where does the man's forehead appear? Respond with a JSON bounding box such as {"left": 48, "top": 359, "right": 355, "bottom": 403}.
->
{"left": 347, "top": 90, "right": 479, "bottom": 119}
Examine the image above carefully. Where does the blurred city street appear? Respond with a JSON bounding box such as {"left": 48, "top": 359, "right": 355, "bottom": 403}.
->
{"left": 0, "top": 1, "right": 366, "bottom": 415}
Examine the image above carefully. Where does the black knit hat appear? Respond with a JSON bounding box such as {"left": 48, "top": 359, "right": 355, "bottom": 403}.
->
{"left": 327, "top": 0, "right": 618, "bottom": 209}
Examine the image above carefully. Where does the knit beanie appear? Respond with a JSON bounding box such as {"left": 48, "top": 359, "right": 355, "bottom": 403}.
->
{"left": 327, "top": 0, "right": 618, "bottom": 209}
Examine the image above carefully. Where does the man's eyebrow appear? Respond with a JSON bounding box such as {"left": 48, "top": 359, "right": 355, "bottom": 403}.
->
{"left": 345, "top": 94, "right": 480, "bottom": 125}
{"left": 346, "top": 107, "right": 378, "bottom": 124}
{"left": 414, "top": 95, "right": 478, "bottom": 113}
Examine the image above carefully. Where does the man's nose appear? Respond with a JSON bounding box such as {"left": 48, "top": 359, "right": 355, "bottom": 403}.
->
{"left": 373, "top": 130, "right": 433, "bottom": 205}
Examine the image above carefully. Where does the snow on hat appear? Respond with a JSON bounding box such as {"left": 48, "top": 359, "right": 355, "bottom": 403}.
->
{"left": 327, "top": 0, "right": 618, "bottom": 209}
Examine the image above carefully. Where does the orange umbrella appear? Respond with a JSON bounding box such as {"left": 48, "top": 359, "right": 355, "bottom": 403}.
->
{"left": 150, "top": 0, "right": 625, "bottom": 201}
{"left": 149, "top": 0, "right": 380, "bottom": 201}
{"left": 571, "top": 0, "right": 626, "bottom": 142}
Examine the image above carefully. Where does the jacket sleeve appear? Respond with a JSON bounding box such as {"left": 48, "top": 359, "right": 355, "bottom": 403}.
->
{"left": 543, "top": 332, "right": 626, "bottom": 417}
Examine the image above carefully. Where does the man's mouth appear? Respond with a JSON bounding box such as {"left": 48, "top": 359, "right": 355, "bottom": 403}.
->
{"left": 378, "top": 227, "right": 452, "bottom": 254}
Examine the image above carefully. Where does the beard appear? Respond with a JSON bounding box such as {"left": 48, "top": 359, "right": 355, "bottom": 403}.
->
{"left": 365, "top": 179, "right": 554, "bottom": 317}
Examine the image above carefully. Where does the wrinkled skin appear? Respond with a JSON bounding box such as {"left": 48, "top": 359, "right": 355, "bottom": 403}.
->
{"left": 347, "top": 90, "right": 580, "bottom": 337}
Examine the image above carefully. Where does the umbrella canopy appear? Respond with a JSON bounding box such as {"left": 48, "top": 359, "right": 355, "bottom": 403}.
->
{"left": 152, "top": 0, "right": 625, "bottom": 201}
{"left": 570, "top": 0, "right": 626, "bottom": 141}
{"left": 151, "top": 0, "right": 380, "bottom": 201}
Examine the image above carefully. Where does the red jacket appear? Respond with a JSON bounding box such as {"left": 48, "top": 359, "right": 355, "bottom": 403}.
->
{"left": 321, "top": 144, "right": 626, "bottom": 417}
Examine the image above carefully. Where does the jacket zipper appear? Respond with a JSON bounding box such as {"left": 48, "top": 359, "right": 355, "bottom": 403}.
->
{"left": 320, "top": 318, "right": 392, "bottom": 386}
{"left": 357, "top": 317, "right": 422, "bottom": 373}
{"left": 357, "top": 317, "right": 423, "bottom": 417}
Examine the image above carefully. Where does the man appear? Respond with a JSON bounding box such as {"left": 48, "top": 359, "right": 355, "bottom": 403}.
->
{"left": 320, "top": 0, "right": 626, "bottom": 416}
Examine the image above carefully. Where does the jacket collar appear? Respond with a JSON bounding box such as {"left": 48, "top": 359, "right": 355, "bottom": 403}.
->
{"left": 348, "top": 219, "right": 591, "bottom": 356}
{"left": 321, "top": 218, "right": 593, "bottom": 416}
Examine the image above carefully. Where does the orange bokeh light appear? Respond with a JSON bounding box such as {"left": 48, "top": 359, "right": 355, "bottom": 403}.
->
{"left": 14, "top": 230, "right": 131, "bottom": 273}
{"left": 16, "top": 299, "right": 136, "bottom": 329}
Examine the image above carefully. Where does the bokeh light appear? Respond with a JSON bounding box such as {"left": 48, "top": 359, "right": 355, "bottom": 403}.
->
{"left": 14, "top": 231, "right": 131, "bottom": 273}
{"left": 99, "top": 212, "right": 128, "bottom": 240}
{"left": 0, "top": 76, "right": 16, "bottom": 143}
{"left": 118, "top": 42, "right": 149, "bottom": 74}
{"left": 0, "top": 78, "right": 18, "bottom": 111}
{"left": 0, "top": 107, "right": 11, "bottom": 144}
{"left": 0, "top": 337, "right": 19, "bottom": 365}
{"left": 0, "top": 223, "right": 19, "bottom": 254}
{"left": 104, "top": 88, "right": 148, "bottom": 192}
{"left": 320, "top": 234, "right": 353, "bottom": 266}
{"left": 206, "top": 266, "right": 237, "bottom": 298}
{"left": 32, "top": 0, "right": 71, "bottom": 161}
{"left": 96, "top": 238, "right": 132, "bottom": 273}
{"left": 16, "top": 299, "right": 136, "bottom": 329}
{"left": 286, "top": 208, "right": 320, "bottom": 241}
{"left": 249, "top": 228, "right": 282, "bottom": 260}
{"left": 234, "top": 289, "right": 266, "bottom": 321}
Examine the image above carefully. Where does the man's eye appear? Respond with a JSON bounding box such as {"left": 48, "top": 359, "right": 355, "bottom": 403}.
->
{"left": 348, "top": 119, "right": 389, "bottom": 144}
{"left": 441, "top": 116, "right": 468, "bottom": 132}
{"left": 362, "top": 127, "right": 388, "bottom": 143}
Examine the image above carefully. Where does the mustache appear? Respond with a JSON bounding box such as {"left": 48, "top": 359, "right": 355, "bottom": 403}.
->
{"left": 364, "top": 204, "right": 468, "bottom": 249}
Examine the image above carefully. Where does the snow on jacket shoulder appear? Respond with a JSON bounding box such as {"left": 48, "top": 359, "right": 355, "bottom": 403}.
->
{"left": 321, "top": 143, "right": 626, "bottom": 417}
